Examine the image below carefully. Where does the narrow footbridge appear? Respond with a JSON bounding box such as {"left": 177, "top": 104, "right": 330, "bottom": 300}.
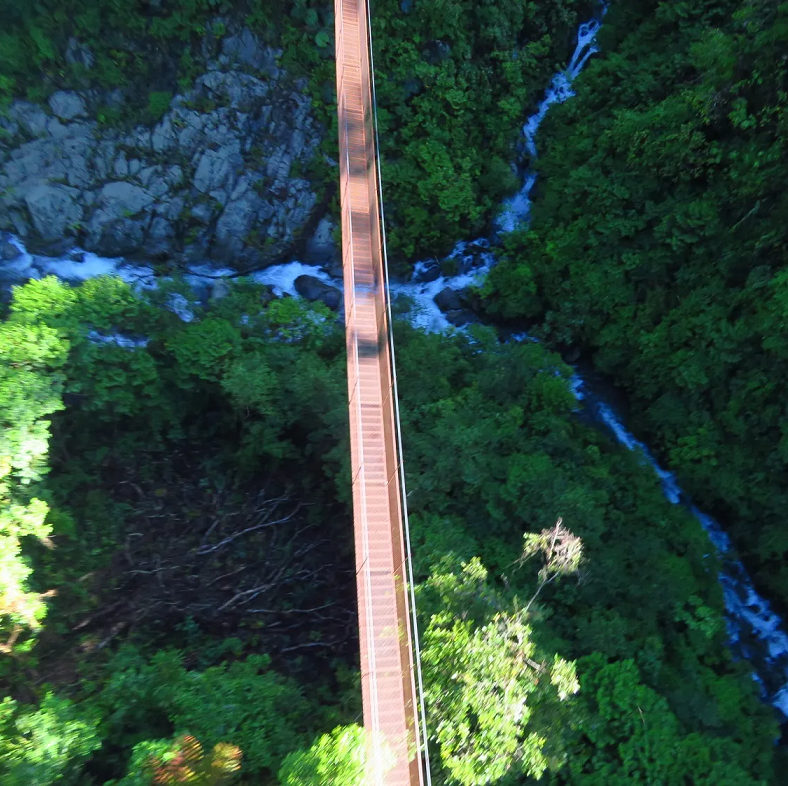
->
{"left": 333, "top": 0, "right": 429, "bottom": 783}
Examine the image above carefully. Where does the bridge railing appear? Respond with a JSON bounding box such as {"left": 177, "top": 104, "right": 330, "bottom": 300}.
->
{"left": 334, "top": 1, "right": 427, "bottom": 784}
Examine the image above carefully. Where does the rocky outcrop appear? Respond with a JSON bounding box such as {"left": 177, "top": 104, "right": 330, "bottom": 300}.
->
{"left": 48, "top": 91, "right": 87, "bottom": 122}
{"left": 304, "top": 216, "right": 337, "bottom": 265}
{"left": 0, "top": 24, "right": 328, "bottom": 270}
{"left": 23, "top": 184, "right": 83, "bottom": 243}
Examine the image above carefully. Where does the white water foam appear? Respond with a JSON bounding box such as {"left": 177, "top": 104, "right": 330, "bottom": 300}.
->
{"left": 87, "top": 330, "right": 149, "bottom": 349}
{"left": 166, "top": 293, "right": 196, "bottom": 323}
{"left": 389, "top": 241, "right": 495, "bottom": 332}
{"left": 496, "top": 19, "right": 602, "bottom": 233}
{"left": 1, "top": 235, "right": 158, "bottom": 289}
{"left": 250, "top": 261, "right": 334, "bottom": 298}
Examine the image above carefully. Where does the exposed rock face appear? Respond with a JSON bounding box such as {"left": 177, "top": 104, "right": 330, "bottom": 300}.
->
{"left": 304, "top": 216, "right": 338, "bottom": 265}
{"left": 0, "top": 26, "right": 327, "bottom": 269}
{"left": 48, "top": 91, "right": 87, "bottom": 122}
{"left": 294, "top": 274, "right": 342, "bottom": 311}
{"left": 24, "top": 184, "right": 84, "bottom": 243}
{"left": 65, "top": 38, "right": 95, "bottom": 70}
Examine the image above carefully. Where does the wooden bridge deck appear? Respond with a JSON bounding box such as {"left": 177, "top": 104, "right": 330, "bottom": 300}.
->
{"left": 334, "top": 0, "right": 425, "bottom": 783}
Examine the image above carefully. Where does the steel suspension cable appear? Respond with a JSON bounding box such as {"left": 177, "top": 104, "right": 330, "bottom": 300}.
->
{"left": 361, "top": 3, "right": 433, "bottom": 783}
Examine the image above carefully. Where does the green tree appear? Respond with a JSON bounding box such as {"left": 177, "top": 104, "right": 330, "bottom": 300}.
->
{"left": 278, "top": 725, "right": 369, "bottom": 786}
{"left": 564, "top": 655, "right": 769, "bottom": 785}
{"left": 118, "top": 734, "right": 241, "bottom": 786}
{"left": 0, "top": 692, "right": 100, "bottom": 785}
{"left": 481, "top": 0, "right": 788, "bottom": 625}
{"left": 0, "top": 319, "right": 67, "bottom": 651}
{"left": 418, "top": 556, "right": 579, "bottom": 785}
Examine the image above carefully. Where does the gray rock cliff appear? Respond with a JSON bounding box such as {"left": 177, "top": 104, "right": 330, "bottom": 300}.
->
{"left": 0, "top": 25, "right": 329, "bottom": 271}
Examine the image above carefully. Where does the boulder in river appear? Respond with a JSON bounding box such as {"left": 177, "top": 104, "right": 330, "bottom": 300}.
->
{"left": 295, "top": 274, "right": 342, "bottom": 311}
{"left": 434, "top": 287, "right": 462, "bottom": 312}
{"left": 414, "top": 260, "right": 440, "bottom": 283}
{"left": 446, "top": 309, "right": 478, "bottom": 328}
{"left": 435, "top": 285, "right": 484, "bottom": 321}
{"left": 0, "top": 242, "right": 21, "bottom": 261}
{"left": 210, "top": 279, "right": 231, "bottom": 301}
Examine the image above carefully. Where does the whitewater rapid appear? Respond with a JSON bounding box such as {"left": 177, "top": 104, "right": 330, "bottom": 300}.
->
{"left": 496, "top": 17, "right": 601, "bottom": 233}
{"left": 2, "top": 6, "right": 787, "bottom": 720}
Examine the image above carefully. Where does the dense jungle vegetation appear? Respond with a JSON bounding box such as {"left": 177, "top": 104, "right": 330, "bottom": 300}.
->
{"left": 2, "top": 0, "right": 788, "bottom": 783}
{"left": 484, "top": 0, "right": 788, "bottom": 625}
{"left": 1, "top": 274, "right": 781, "bottom": 784}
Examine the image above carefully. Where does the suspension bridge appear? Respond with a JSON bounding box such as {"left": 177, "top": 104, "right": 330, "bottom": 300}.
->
{"left": 334, "top": 0, "right": 429, "bottom": 783}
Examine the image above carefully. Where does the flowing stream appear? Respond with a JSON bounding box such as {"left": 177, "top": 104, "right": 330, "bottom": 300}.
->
{"left": 573, "top": 378, "right": 788, "bottom": 717}
{"left": 2, "top": 7, "right": 788, "bottom": 721}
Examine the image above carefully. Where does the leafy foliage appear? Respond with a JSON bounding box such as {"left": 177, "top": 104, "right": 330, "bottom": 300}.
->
{"left": 368, "top": 0, "right": 596, "bottom": 261}
{"left": 0, "top": 315, "right": 68, "bottom": 650}
{"left": 278, "top": 725, "right": 368, "bottom": 786}
{"left": 0, "top": 265, "right": 780, "bottom": 785}
{"left": 418, "top": 556, "right": 577, "bottom": 784}
{"left": 2, "top": 1, "right": 787, "bottom": 779}
{"left": 98, "top": 648, "right": 309, "bottom": 778}
{"left": 565, "top": 655, "right": 770, "bottom": 786}
{"left": 119, "top": 734, "right": 241, "bottom": 786}
{"left": 0, "top": 693, "right": 100, "bottom": 785}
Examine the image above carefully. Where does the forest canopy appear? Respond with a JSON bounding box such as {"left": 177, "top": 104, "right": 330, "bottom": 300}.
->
{"left": 0, "top": 273, "right": 780, "bottom": 783}
{"left": 483, "top": 0, "right": 788, "bottom": 628}
{"left": 1, "top": 0, "right": 788, "bottom": 783}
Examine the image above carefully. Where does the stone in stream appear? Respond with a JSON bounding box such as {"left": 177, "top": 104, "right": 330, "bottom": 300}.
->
{"left": 434, "top": 287, "right": 462, "bottom": 312}
{"left": 294, "top": 274, "right": 342, "bottom": 311}
{"left": 210, "top": 279, "right": 232, "bottom": 301}
{"left": 1, "top": 242, "right": 21, "bottom": 261}
{"left": 445, "top": 309, "right": 478, "bottom": 327}
{"left": 414, "top": 260, "right": 440, "bottom": 283}
{"left": 435, "top": 285, "right": 484, "bottom": 321}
